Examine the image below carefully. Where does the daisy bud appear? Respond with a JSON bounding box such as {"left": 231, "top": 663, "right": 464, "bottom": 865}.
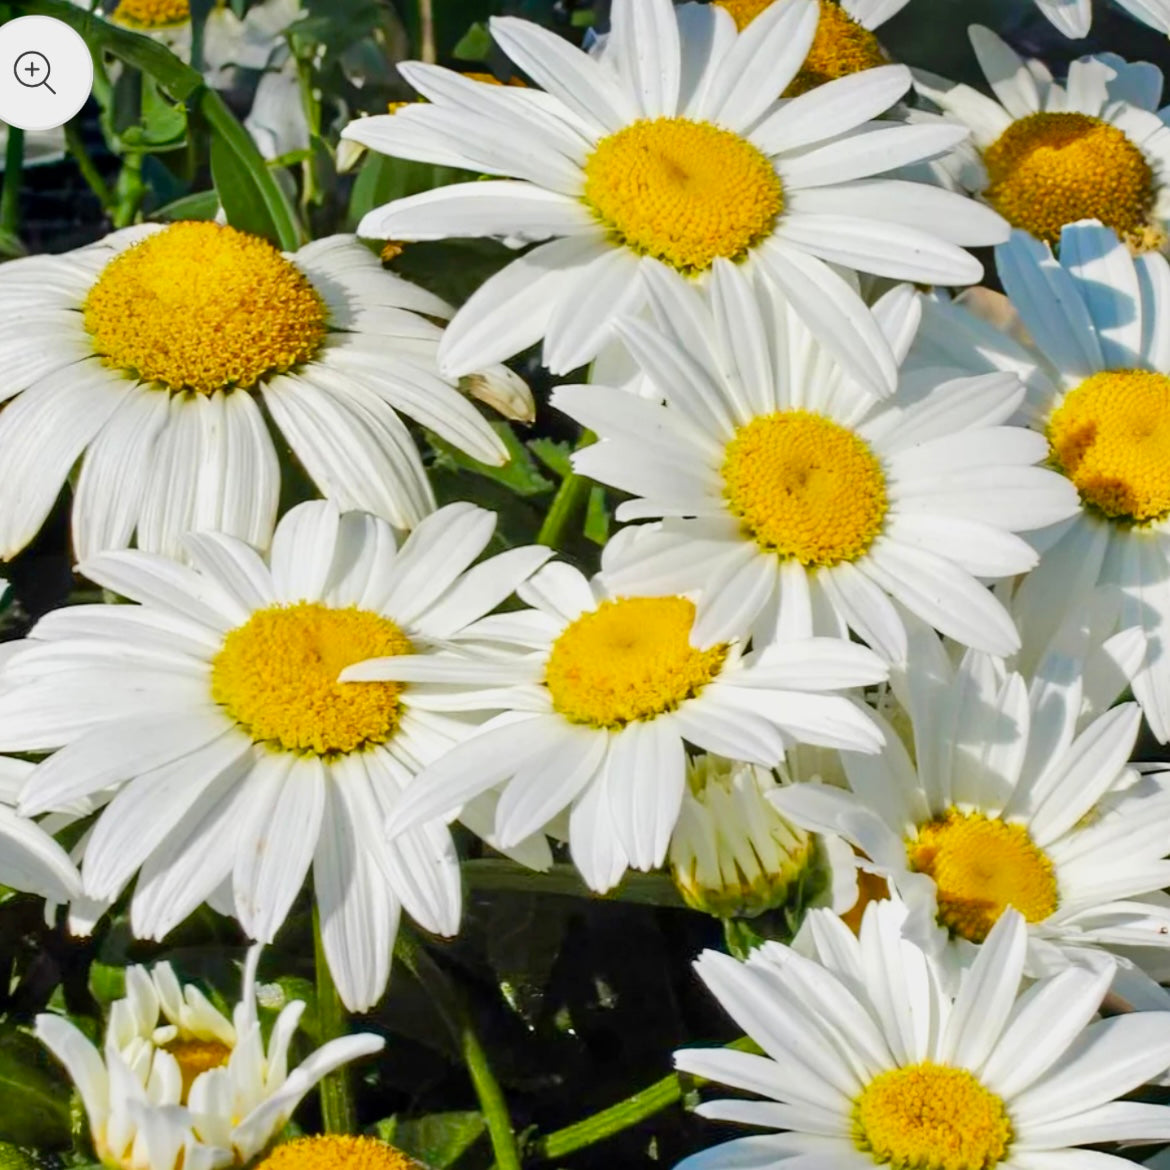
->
{"left": 460, "top": 366, "right": 535, "bottom": 424}
{"left": 669, "top": 756, "right": 818, "bottom": 920}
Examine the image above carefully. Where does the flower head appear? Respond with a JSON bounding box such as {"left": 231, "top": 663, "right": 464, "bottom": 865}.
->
{"left": 676, "top": 901, "right": 1170, "bottom": 1169}
{"left": 342, "top": 0, "right": 1005, "bottom": 398}
{"left": 36, "top": 947, "right": 383, "bottom": 1170}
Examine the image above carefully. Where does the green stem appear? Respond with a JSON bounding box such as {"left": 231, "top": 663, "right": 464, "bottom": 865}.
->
{"left": 536, "top": 430, "right": 596, "bottom": 549}
{"left": 313, "top": 907, "right": 357, "bottom": 1134}
{"left": 530, "top": 1037, "right": 759, "bottom": 1163}
{"left": 395, "top": 933, "right": 523, "bottom": 1170}
{"left": 1, "top": 127, "right": 24, "bottom": 237}
{"left": 111, "top": 151, "right": 144, "bottom": 228}
{"left": 64, "top": 122, "right": 113, "bottom": 212}
{"left": 459, "top": 1007, "right": 523, "bottom": 1170}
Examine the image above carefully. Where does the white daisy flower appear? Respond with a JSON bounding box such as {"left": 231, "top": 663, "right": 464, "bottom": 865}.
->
{"left": 553, "top": 258, "right": 1078, "bottom": 664}
{"left": 712, "top": 0, "right": 910, "bottom": 94}
{"left": 348, "top": 553, "right": 888, "bottom": 894}
{"left": 912, "top": 219, "right": 1170, "bottom": 741}
{"left": 0, "top": 222, "right": 518, "bottom": 561}
{"left": 773, "top": 614, "right": 1170, "bottom": 994}
{"left": 915, "top": 27, "right": 1170, "bottom": 251}
{"left": 0, "top": 756, "right": 81, "bottom": 902}
{"left": 36, "top": 946, "right": 383, "bottom": 1170}
{"left": 340, "top": 0, "right": 1006, "bottom": 398}
{"left": 675, "top": 901, "right": 1170, "bottom": 1170}
{"left": 1, "top": 500, "right": 551, "bottom": 1011}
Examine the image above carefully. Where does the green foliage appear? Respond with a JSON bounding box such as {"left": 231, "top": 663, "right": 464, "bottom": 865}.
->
{"left": 0, "top": 1028, "right": 71, "bottom": 1150}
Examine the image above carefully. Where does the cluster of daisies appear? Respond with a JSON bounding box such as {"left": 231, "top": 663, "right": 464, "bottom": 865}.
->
{"left": 16, "top": 0, "right": 1170, "bottom": 1167}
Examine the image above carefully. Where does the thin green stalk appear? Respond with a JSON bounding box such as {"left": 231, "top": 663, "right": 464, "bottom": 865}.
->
{"left": 530, "top": 1037, "right": 759, "bottom": 1162}
{"left": 313, "top": 907, "right": 357, "bottom": 1134}
{"left": 395, "top": 933, "right": 522, "bottom": 1170}
{"left": 1, "top": 127, "right": 24, "bottom": 238}
{"left": 418, "top": 0, "right": 436, "bottom": 62}
{"left": 64, "top": 122, "right": 113, "bottom": 212}
{"left": 536, "top": 430, "right": 596, "bottom": 549}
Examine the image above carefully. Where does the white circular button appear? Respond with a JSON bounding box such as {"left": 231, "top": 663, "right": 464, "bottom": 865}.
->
{"left": 0, "top": 15, "right": 94, "bottom": 132}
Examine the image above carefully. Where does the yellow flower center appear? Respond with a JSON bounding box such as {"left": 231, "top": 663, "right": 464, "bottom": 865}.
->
{"left": 1047, "top": 369, "right": 1170, "bottom": 524}
{"left": 721, "top": 410, "right": 888, "bottom": 567}
{"left": 545, "top": 596, "right": 727, "bottom": 729}
{"left": 854, "top": 1062, "right": 1013, "bottom": 1170}
{"left": 715, "top": 0, "right": 887, "bottom": 95}
{"left": 582, "top": 117, "right": 783, "bottom": 274}
{"left": 211, "top": 603, "right": 413, "bottom": 757}
{"left": 111, "top": 0, "right": 189, "bottom": 28}
{"left": 255, "top": 1136, "right": 418, "bottom": 1170}
{"left": 162, "top": 1038, "right": 231, "bottom": 1104}
{"left": 907, "top": 811, "right": 1058, "bottom": 944}
{"left": 83, "top": 221, "right": 328, "bottom": 394}
{"left": 982, "top": 112, "right": 1154, "bottom": 247}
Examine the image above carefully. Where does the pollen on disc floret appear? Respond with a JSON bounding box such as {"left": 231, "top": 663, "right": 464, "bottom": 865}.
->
{"left": 211, "top": 603, "right": 414, "bottom": 757}
{"left": 721, "top": 410, "right": 889, "bottom": 567}
{"left": 853, "top": 1062, "right": 1014, "bottom": 1170}
{"left": 715, "top": 0, "right": 887, "bottom": 94}
{"left": 162, "top": 1037, "right": 232, "bottom": 1104}
{"left": 545, "top": 596, "right": 728, "bottom": 729}
{"left": 1048, "top": 369, "right": 1170, "bottom": 523}
{"left": 582, "top": 118, "right": 784, "bottom": 275}
{"left": 83, "top": 221, "right": 328, "bottom": 394}
{"left": 256, "top": 1136, "right": 420, "bottom": 1170}
{"left": 907, "top": 810, "right": 1058, "bottom": 943}
{"left": 982, "top": 112, "right": 1155, "bottom": 247}
{"left": 111, "top": 0, "right": 189, "bottom": 26}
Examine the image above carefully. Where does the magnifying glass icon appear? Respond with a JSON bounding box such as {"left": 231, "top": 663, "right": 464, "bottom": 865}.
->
{"left": 13, "top": 51, "right": 56, "bottom": 95}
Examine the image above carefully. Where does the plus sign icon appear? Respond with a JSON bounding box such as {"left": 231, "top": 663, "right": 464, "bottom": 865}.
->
{"left": 0, "top": 16, "right": 93, "bottom": 132}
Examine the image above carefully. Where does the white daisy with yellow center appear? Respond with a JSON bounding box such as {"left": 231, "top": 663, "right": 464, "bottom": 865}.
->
{"left": 773, "top": 615, "right": 1170, "bottom": 998}
{"left": 553, "top": 259, "right": 1077, "bottom": 664}
{"left": 340, "top": 0, "right": 1006, "bottom": 399}
{"left": 0, "top": 221, "right": 521, "bottom": 562}
{"left": 912, "top": 219, "right": 1170, "bottom": 743}
{"left": 915, "top": 28, "right": 1170, "bottom": 252}
{"left": 351, "top": 555, "right": 887, "bottom": 893}
{"left": 0, "top": 500, "right": 551, "bottom": 1011}
{"left": 676, "top": 900, "right": 1170, "bottom": 1170}
{"left": 36, "top": 948, "right": 383, "bottom": 1170}
{"left": 713, "top": 0, "right": 907, "bottom": 94}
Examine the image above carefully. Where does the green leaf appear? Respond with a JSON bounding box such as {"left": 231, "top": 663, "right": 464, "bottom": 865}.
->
{"left": 584, "top": 485, "right": 610, "bottom": 546}
{"left": 140, "top": 76, "right": 187, "bottom": 146}
{"left": 453, "top": 21, "right": 492, "bottom": 60}
{"left": 429, "top": 423, "right": 552, "bottom": 499}
{"left": 153, "top": 189, "right": 220, "bottom": 222}
{"left": 528, "top": 437, "right": 572, "bottom": 480}
{"left": 393, "top": 1111, "right": 485, "bottom": 1169}
{"left": 0, "top": 1026, "right": 72, "bottom": 1149}
{"left": 209, "top": 106, "right": 302, "bottom": 249}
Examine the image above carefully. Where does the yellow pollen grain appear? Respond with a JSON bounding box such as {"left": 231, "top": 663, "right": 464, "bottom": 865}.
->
{"left": 1048, "top": 369, "right": 1170, "bottom": 524}
{"left": 582, "top": 117, "right": 783, "bottom": 274}
{"left": 908, "top": 810, "right": 1058, "bottom": 944}
{"left": 722, "top": 410, "right": 888, "bottom": 567}
{"left": 545, "top": 596, "right": 727, "bottom": 729}
{"left": 162, "top": 1038, "right": 231, "bottom": 1105}
{"left": 83, "top": 221, "right": 327, "bottom": 394}
{"left": 853, "top": 1062, "right": 1013, "bottom": 1170}
{"left": 111, "top": 0, "right": 189, "bottom": 28}
{"left": 211, "top": 602, "right": 413, "bottom": 757}
{"left": 983, "top": 112, "right": 1154, "bottom": 247}
{"left": 715, "top": 0, "right": 887, "bottom": 95}
{"left": 255, "top": 1136, "right": 419, "bottom": 1170}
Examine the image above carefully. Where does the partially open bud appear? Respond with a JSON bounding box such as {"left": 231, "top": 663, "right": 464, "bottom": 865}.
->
{"left": 460, "top": 366, "right": 535, "bottom": 424}
{"left": 670, "top": 755, "right": 818, "bottom": 919}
